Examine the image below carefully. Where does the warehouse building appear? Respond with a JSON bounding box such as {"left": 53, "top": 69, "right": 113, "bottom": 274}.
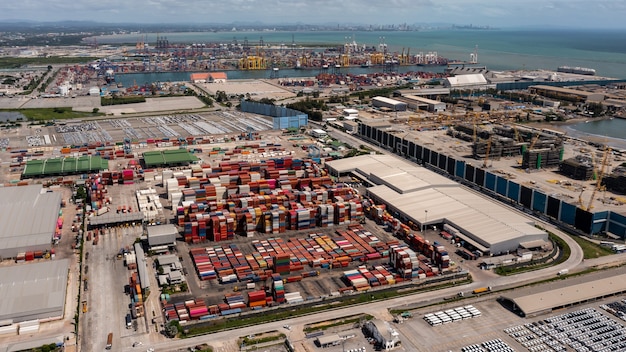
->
{"left": 0, "top": 185, "right": 61, "bottom": 258}
{"left": 146, "top": 224, "right": 178, "bottom": 252}
{"left": 372, "top": 97, "right": 407, "bottom": 112}
{"left": 443, "top": 73, "right": 490, "bottom": 89}
{"left": 135, "top": 243, "right": 150, "bottom": 292}
{"left": 0, "top": 259, "right": 69, "bottom": 323}
{"left": 326, "top": 155, "right": 548, "bottom": 255}
{"left": 498, "top": 269, "right": 626, "bottom": 317}
{"left": 399, "top": 95, "right": 446, "bottom": 112}
{"left": 362, "top": 320, "right": 401, "bottom": 351}
{"left": 142, "top": 149, "right": 199, "bottom": 168}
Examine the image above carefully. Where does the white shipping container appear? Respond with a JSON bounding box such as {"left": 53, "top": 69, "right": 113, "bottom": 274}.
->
{"left": 0, "top": 324, "right": 17, "bottom": 336}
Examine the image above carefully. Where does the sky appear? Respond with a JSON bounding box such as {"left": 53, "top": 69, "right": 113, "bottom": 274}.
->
{"left": 2, "top": 0, "right": 626, "bottom": 29}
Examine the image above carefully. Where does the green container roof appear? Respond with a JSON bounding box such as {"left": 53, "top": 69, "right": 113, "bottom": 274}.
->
{"left": 143, "top": 149, "right": 198, "bottom": 167}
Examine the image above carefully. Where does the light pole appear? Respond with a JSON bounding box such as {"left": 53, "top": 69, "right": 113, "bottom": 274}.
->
{"left": 422, "top": 210, "right": 428, "bottom": 234}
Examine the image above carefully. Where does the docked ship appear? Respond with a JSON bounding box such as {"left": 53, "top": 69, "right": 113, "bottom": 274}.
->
{"left": 557, "top": 66, "right": 596, "bottom": 76}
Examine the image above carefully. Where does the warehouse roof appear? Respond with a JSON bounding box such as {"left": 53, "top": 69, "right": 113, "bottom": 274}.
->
{"left": 143, "top": 149, "right": 198, "bottom": 167}
{"left": 372, "top": 96, "right": 407, "bottom": 106}
{"left": 88, "top": 211, "right": 143, "bottom": 226}
{"left": 0, "top": 185, "right": 60, "bottom": 252}
{"left": 0, "top": 259, "right": 68, "bottom": 323}
{"left": 147, "top": 224, "right": 178, "bottom": 246}
{"left": 22, "top": 156, "right": 108, "bottom": 177}
{"left": 327, "top": 155, "right": 546, "bottom": 253}
{"left": 316, "top": 334, "right": 343, "bottom": 346}
{"left": 135, "top": 243, "right": 149, "bottom": 290}
{"left": 444, "top": 74, "right": 488, "bottom": 87}
{"left": 403, "top": 95, "right": 445, "bottom": 105}
{"left": 499, "top": 270, "right": 626, "bottom": 317}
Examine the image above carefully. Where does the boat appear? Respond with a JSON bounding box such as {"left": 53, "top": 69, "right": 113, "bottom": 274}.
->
{"left": 321, "top": 64, "right": 329, "bottom": 69}
{"left": 361, "top": 60, "right": 371, "bottom": 68}
{"left": 557, "top": 66, "right": 596, "bottom": 76}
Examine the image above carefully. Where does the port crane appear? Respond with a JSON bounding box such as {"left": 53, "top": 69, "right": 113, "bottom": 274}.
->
{"left": 585, "top": 146, "right": 611, "bottom": 211}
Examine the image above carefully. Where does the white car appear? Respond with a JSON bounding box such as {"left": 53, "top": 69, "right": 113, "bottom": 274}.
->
{"left": 283, "top": 325, "right": 291, "bottom": 330}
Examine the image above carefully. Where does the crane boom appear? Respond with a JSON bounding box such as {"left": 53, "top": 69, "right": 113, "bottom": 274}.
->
{"left": 483, "top": 136, "right": 492, "bottom": 168}
{"left": 586, "top": 147, "right": 611, "bottom": 211}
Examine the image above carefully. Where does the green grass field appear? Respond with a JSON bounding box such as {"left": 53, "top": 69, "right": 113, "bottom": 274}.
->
{"left": 570, "top": 235, "right": 615, "bottom": 259}
{"left": 0, "top": 107, "right": 102, "bottom": 121}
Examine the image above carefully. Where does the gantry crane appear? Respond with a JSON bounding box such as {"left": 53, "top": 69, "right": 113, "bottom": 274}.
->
{"left": 585, "top": 146, "right": 611, "bottom": 211}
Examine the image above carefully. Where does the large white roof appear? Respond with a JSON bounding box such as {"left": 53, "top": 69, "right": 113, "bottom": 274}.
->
{"left": 0, "top": 185, "right": 61, "bottom": 252}
{"left": 445, "top": 73, "right": 487, "bottom": 87}
{"left": 0, "top": 259, "right": 68, "bottom": 322}
{"left": 327, "top": 155, "right": 546, "bottom": 251}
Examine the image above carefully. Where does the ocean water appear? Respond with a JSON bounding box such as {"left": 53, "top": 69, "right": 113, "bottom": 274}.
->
{"left": 95, "top": 29, "right": 626, "bottom": 78}
{"left": 566, "top": 118, "right": 626, "bottom": 150}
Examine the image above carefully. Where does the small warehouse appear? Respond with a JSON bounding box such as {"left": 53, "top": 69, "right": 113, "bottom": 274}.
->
{"left": 499, "top": 269, "right": 626, "bottom": 317}
{"left": 142, "top": 149, "right": 199, "bottom": 168}
{"left": 310, "top": 129, "right": 328, "bottom": 138}
{"left": 146, "top": 224, "right": 178, "bottom": 251}
{"left": 316, "top": 334, "right": 343, "bottom": 348}
{"left": 401, "top": 95, "right": 446, "bottom": 112}
{"left": 0, "top": 259, "right": 69, "bottom": 323}
{"left": 372, "top": 96, "right": 407, "bottom": 112}
{"left": 342, "top": 108, "right": 359, "bottom": 119}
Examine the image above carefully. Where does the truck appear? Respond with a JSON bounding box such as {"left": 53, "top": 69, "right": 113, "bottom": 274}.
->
{"left": 106, "top": 332, "right": 113, "bottom": 350}
{"left": 472, "top": 286, "right": 491, "bottom": 294}
{"left": 557, "top": 269, "right": 569, "bottom": 276}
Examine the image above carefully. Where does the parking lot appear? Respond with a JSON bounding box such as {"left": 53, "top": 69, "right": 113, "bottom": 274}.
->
{"left": 0, "top": 109, "right": 275, "bottom": 150}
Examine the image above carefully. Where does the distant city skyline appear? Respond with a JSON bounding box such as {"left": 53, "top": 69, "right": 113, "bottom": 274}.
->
{"left": 2, "top": 0, "right": 626, "bottom": 30}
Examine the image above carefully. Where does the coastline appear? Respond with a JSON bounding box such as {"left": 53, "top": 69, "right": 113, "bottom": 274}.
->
{"left": 529, "top": 116, "right": 626, "bottom": 151}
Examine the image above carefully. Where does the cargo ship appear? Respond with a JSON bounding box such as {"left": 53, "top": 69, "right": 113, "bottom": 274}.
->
{"left": 557, "top": 66, "right": 596, "bottom": 76}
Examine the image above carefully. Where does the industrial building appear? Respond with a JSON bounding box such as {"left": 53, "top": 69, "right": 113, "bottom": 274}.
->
{"left": 142, "top": 149, "right": 199, "bottom": 168}
{"left": 0, "top": 259, "right": 69, "bottom": 323}
{"left": 134, "top": 242, "right": 150, "bottom": 292}
{"left": 326, "top": 155, "right": 548, "bottom": 255}
{"left": 499, "top": 269, "right": 626, "bottom": 317}
{"left": 443, "top": 74, "right": 490, "bottom": 89}
{"left": 146, "top": 224, "right": 178, "bottom": 252}
{"left": 22, "top": 155, "right": 109, "bottom": 178}
{"left": 397, "top": 95, "right": 446, "bottom": 112}
{"left": 529, "top": 85, "right": 605, "bottom": 103}
{"left": 0, "top": 185, "right": 61, "bottom": 258}
{"left": 156, "top": 254, "right": 185, "bottom": 286}
{"left": 371, "top": 97, "right": 407, "bottom": 112}
{"left": 362, "top": 320, "right": 401, "bottom": 351}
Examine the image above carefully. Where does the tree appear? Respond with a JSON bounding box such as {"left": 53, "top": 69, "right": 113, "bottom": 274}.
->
{"left": 92, "top": 108, "right": 99, "bottom": 114}
{"left": 165, "top": 321, "right": 180, "bottom": 338}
